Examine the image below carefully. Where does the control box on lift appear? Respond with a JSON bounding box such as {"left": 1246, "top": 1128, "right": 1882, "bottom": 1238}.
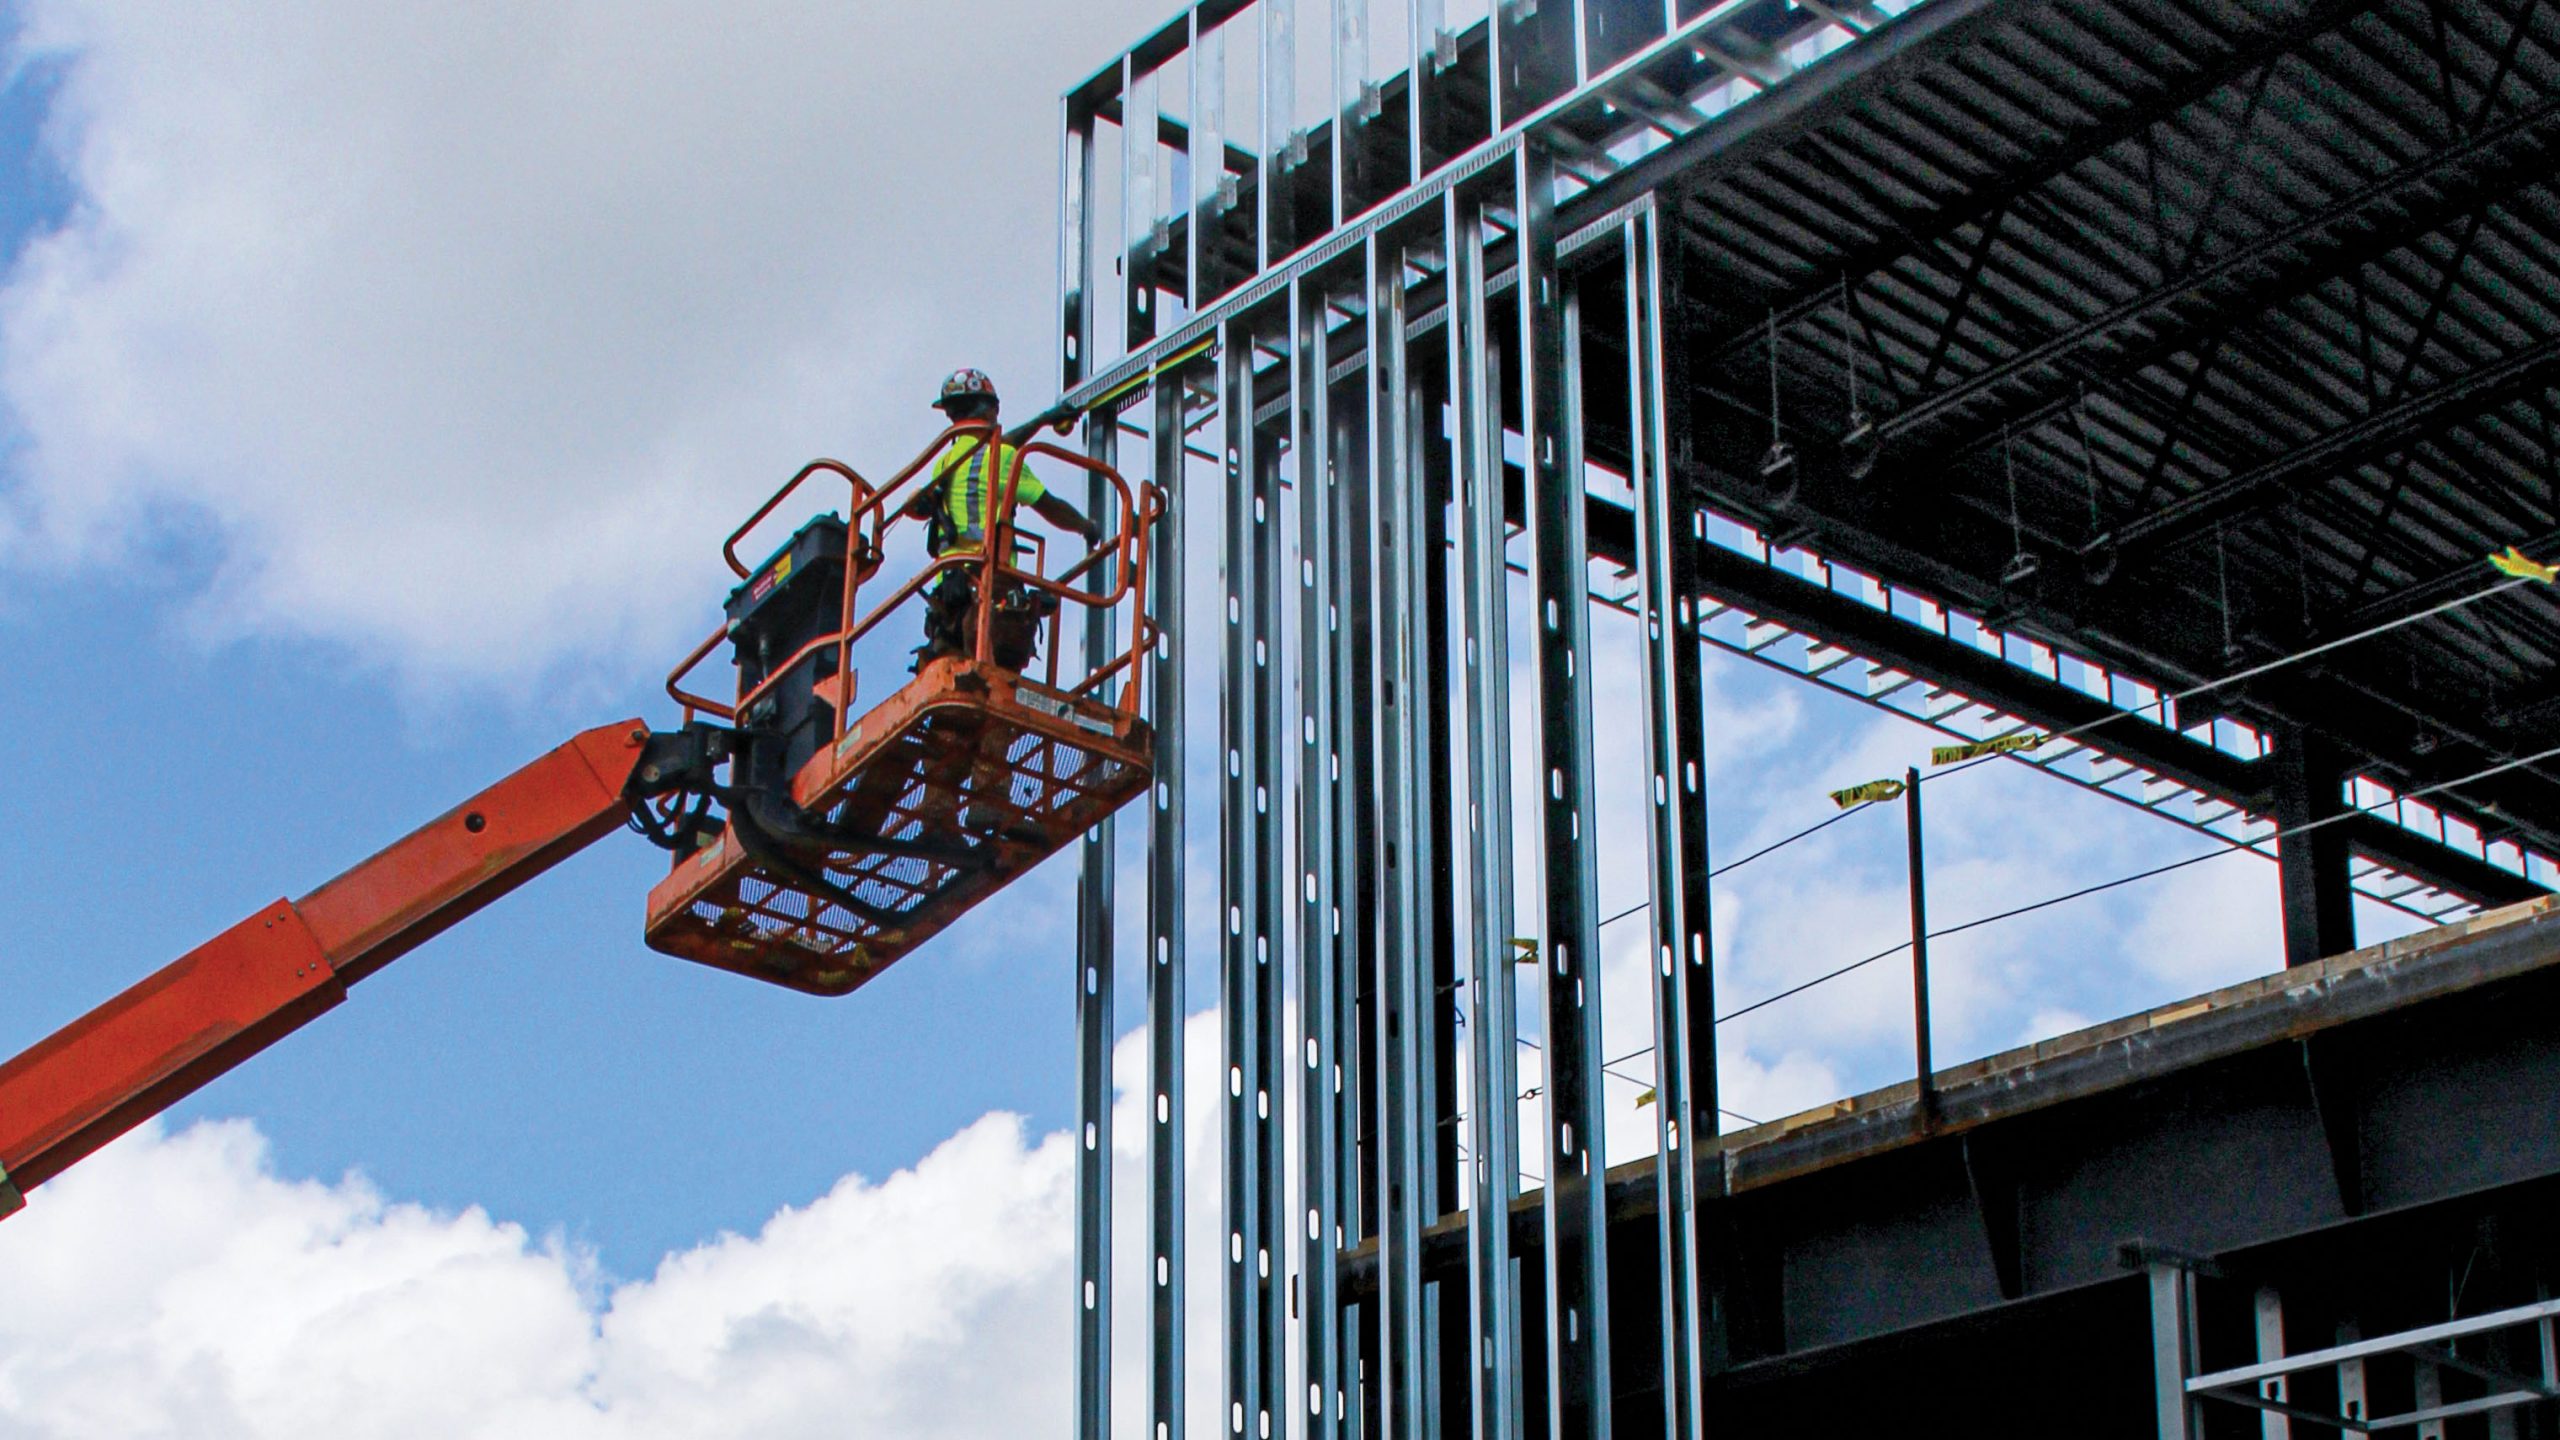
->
{"left": 725, "top": 514, "right": 852, "bottom": 793}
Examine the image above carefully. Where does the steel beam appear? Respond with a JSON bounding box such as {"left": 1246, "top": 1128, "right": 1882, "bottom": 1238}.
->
{"left": 1520, "top": 143, "right": 1613, "bottom": 1440}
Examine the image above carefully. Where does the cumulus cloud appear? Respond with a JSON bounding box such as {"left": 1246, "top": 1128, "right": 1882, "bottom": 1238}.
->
{"left": 0, "top": 1115, "right": 1071, "bottom": 1439}
{"left": 0, "top": 1003, "right": 1260, "bottom": 1440}
{"left": 0, "top": 1, "right": 1165, "bottom": 695}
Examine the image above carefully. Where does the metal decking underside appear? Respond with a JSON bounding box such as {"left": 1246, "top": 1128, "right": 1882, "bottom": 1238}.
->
{"left": 1640, "top": 0, "right": 2560, "bottom": 853}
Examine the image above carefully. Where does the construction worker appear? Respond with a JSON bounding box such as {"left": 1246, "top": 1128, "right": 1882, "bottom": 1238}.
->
{"left": 901, "top": 368, "right": 1101, "bottom": 671}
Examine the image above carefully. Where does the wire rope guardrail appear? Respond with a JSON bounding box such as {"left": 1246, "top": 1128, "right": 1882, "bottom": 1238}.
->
{"left": 1583, "top": 515, "right": 2560, "bottom": 927}
{"left": 1587, "top": 740, "right": 2560, "bottom": 1101}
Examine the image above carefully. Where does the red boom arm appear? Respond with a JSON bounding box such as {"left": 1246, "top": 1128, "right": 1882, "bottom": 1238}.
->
{"left": 0, "top": 720, "right": 650, "bottom": 1219}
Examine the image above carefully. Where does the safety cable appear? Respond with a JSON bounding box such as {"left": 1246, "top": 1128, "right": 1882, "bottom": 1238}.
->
{"left": 1592, "top": 801, "right": 1882, "bottom": 931}
{"left": 1588, "top": 740, "right": 2560, "bottom": 1071}
{"left": 1512, "top": 1034, "right": 1763, "bottom": 1127}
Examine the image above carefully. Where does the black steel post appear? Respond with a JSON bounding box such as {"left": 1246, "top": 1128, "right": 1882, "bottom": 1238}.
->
{"left": 1906, "top": 767, "right": 1934, "bottom": 1122}
{"left": 2272, "top": 724, "right": 2358, "bottom": 969}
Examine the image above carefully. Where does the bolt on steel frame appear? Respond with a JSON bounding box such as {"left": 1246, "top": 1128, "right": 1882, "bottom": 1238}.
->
{"left": 1053, "top": 2, "right": 1945, "bottom": 1438}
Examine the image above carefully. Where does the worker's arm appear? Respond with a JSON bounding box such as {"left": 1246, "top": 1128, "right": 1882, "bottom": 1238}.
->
{"left": 1031, "top": 491, "right": 1102, "bottom": 544}
{"left": 0, "top": 720, "right": 651, "bottom": 1219}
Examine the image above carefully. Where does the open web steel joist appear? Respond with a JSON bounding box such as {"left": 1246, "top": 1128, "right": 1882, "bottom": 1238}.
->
{"left": 1044, "top": 0, "right": 2560, "bottom": 1435}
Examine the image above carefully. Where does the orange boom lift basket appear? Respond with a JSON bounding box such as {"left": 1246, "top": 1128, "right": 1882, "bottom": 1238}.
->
{"left": 641, "top": 427, "right": 1164, "bottom": 996}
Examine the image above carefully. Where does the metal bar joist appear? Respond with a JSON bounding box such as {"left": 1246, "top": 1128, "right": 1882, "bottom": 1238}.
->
{"left": 1450, "top": 183, "right": 1524, "bottom": 1440}
{"left": 1369, "top": 227, "right": 1434, "bottom": 1440}
{"left": 1621, "top": 198, "right": 1712, "bottom": 1440}
{"left": 1293, "top": 274, "right": 1346, "bottom": 1440}
{"left": 1520, "top": 143, "right": 1614, "bottom": 1440}
{"left": 1074, "top": 417, "right": 1119, "bottom": 1440}
{"left": 1150, "top": 368, "right": 1190, "bottom": 1440}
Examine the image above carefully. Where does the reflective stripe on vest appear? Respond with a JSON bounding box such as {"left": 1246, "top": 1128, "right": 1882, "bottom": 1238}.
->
{"left": 934, "top": 437, "right": 1039, "bottom": 549}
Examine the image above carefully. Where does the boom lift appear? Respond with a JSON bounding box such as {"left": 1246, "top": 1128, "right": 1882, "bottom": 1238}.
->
{"left": 0, "top": 418, "right": 1163, "bottom": 1221}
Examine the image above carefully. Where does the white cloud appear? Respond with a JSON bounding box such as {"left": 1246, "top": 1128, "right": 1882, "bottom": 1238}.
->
{"left": 0, "top": 1002, "right": 1262, "bottom": 1440}
{"left": 0, "top": 1, "right": 1166, "bottom": 696}
{"left": 0, "top": 1114, "right": 1071, "bottom": 1439}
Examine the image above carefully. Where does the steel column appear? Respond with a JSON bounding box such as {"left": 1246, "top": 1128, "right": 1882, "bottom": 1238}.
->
{"left": 1294, "top": 275, "right": 1346, "bottom": 1440}
{"left": 1451, "top": 183, "right": 1523, "bottom": 1440}
{"left": 1622, "top": 201, "right": 1711, "bottom": 1440}
{"left": 1074, "top": 416, "right": 1120, "bottom": 1440}
{"left": 1150, "top": 366, "right": 1191, "bottom": 1440}
{"left": 2273, "top": 724, "right": 2357, "bottom": 969}
{"left": 1370, "top": 230, "right": 1433, "bottom": 1440}
{"left": 1520, "top": 144, "right": 1613, "bottom": 1440}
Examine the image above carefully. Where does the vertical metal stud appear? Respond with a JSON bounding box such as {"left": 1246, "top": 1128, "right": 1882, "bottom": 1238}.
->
{"left": 2252, "top": 1288, "right": 2290, "bottom": 1440}
{"left": 1624, "top": 201, "right": 1710, "bottom": 1440}
{"left": 1451, "top": 183, "right": 1522, "bottom": 1440}
{"left": 1294, "top": 273, "right": 1344, "bottom": 1440}
{"left": 2149, "top": 1264, "right": 2198, "bottom": 1440}
{"left": 1253, "top": 332, "right": 1290, "bottom": 1440}
{"left": 1192, "top": 10, "right": 1226, "bottom": 314}
{"left": 1222, "top": 319, "right": 1267, "bottom": 1440}
{"left": 1332, "top": 279, "right": 1385, "bottom": 1440}
{"left": 1060, "top": 98, "right": 1094, "bottom": 390}
{"left": 1152, "top": 363, "right": 1191, "bottom": 1440}
{"left": 1334, "top": 0, "right": 1369, "bottom": 226}
{"left": 1519, "top": 143, "right": 1612, "bottom": 1440}
{"left": 1075, "top": 416, "right": 1120, "bottom": 1440}
{"left": 1126, "top": 56, "right": 1163, "bottom": 353}
{"left": 1369, "top": 229, "right": 1431, "bottom": 1440}
{"left": 1260, "top": 0, "right": 1295, "bottom": 272}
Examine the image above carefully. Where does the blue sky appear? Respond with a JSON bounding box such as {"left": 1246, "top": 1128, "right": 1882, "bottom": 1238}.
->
{"left": 0, "top": 4, "right": 2443, "bottom": 1435}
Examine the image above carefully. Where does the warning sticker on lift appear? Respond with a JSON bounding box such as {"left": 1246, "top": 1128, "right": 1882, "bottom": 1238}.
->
{"left": 1015, "top": 685, "right": 1118, "bottom": 736}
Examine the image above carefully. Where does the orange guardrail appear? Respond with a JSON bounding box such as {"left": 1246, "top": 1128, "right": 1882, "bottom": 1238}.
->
{"left": 665, "top": 422, "right": 1164, "bottom": 732}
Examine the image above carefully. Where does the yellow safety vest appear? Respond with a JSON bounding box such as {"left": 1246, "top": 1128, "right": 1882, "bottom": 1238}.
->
{"left": 930, "top": 436, "right": 1045, "bottom": 554}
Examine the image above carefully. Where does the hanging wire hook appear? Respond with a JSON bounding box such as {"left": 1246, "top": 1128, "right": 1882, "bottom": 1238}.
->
{"left": 2074, "top": 386, "right": 2123, "bottom": 585}
{"left": 1761, "top": 307, "right": 1796, "bottom": 482}
{"left": 1836, "top": 278, "right": 1878, "bottom": 479}
{"left": 2002, "top": 424, "right": 2039, "bottom": 586}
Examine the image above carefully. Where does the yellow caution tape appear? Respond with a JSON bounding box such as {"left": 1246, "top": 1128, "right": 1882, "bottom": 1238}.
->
{"left": 1634, "top": 1088, "right": 1658, "bottom": 1108}
{"left": 2491, "top": 545, "right": 2558, "bottom": 584}
{"left": 1932, "top": 732, "right": 2047, "bottom": 766}
{"left": 1512, "top": 937, "right": 1540, "bottom": 964}
{"left": 1828, "top": 777, "right": 1907, "bottom": 810}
